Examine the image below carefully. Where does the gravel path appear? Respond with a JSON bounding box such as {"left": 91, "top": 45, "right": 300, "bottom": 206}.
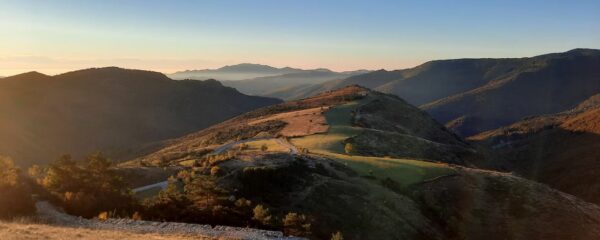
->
{"left": 35, "top": 202, "right": 303, "bottom": 240}
{"left": 132, "top": 181, "right": 168, "bottom": 193}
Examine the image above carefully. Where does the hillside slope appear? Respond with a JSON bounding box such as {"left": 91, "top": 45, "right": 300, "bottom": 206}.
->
{"left": 0, "top": 67, "right": 280, "bottom": 166}
{"left": 424, "top": 49, "right": 600, "bottom": 136}
{"left": 127, "top": 86, "right": 600, "bottom": 240}
{"left": 277, "top": 49, "right": 600, "bottom": 136}
{"left": 469, "top": 94, "right": 600, "bottom": 205}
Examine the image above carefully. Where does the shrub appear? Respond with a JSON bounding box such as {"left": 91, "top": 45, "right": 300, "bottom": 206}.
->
{"left": 132, "top": 211, "right": 142, "bottom": 220}
{"left": 98, "top": 211, "right": 109, "bottom": 221}
{"left": 331, "top": 231, "right": 344, "bottom": 240}
{"left": 344, "top": 143, "right": 353, "bottom": 154}
{"left": 252, "top": 204, "right": 272, "bottom": 226}
{"left": 210, "top": 166, "right": 222, "bottom": 176}
{"left": 283, "top": 212, "right": 312, "bottom": 237}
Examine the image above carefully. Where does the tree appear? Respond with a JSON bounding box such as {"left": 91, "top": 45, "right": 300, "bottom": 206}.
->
{"left": 0, "top": 156, "right": 35, "bottom": 219}
{"left": 42, "top": 153, "right": 136, "bottom": 218}
{"left": 185, "top": 175, "right": 228, "bottom": 210}
{"left": 143, "top": 179, "right": 196, "bottom": 222}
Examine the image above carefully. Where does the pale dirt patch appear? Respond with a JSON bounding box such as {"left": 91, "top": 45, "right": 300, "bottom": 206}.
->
{"left": 249, "top": 107, "right": 329, "bottom": 137}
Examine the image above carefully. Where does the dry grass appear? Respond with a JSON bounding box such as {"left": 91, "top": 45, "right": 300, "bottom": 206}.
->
{"left": 0, "top": 221, "right": 215, "bottom": 240}
{"left": 290, "top": 101, "right": 363, "bottom": 153}
{"left": 249, "top": 107, "right": 329, "bottom": 137}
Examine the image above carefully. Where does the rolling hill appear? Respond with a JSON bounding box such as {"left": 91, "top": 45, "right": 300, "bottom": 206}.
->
{"left": 275, "top": 49, "right": 600, "bottom": 136}
{"left": 469, "top": 94, "right": 600, "bottom": 205}
{"left": 0, "top": 67, "right": 280, "bottom": 166}
{"left": 126, "top": 86, "right": 600, "bottom": 240}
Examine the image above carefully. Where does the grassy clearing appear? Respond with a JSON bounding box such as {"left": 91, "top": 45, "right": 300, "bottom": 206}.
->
{"left": 291, "top": 98, "right": 455, "bottom": 187}
{"left": 291, "top": 101, "right": 364, "bottom": 153}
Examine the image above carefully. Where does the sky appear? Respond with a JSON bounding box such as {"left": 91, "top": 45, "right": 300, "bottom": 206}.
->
{"left": 1, "top": 0, "right": 599, "bottom": 76}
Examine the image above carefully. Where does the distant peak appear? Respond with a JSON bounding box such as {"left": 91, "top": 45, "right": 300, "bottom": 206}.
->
{"left": 7, "top": 71, "right": 51, "bottom": 80}
{"left": 218, "top": 63, "right": 279, "bottom": 72}
{"left": 56, "top": 67, "right": 171, "bottom": 81}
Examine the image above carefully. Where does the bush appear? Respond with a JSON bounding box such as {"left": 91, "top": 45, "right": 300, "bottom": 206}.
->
{"left": 344, "top": 143, "right": 353, "bottom": 154}
{"left": 210, "top": 166, "right": 222, "bottom": 176}
{"left": 283, "top": 212, "right": 312, "bottom": 237}
{"left": 252, "top": 204, "right": 272, "bottom": 226}
{"left": 331, "top": 231, "right": 344, "bottom": 240}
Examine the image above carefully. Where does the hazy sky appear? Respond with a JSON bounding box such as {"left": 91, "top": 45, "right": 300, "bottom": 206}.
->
{"left": 1, "top": 0, "right": 599, "bottom": 76}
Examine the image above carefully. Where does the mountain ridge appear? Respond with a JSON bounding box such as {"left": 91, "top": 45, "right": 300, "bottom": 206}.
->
{"left": 271, "top": 49, "right": 600, "bottom": 136}
{"left": 0, "top": 67, "right": 281, "bottom": 166}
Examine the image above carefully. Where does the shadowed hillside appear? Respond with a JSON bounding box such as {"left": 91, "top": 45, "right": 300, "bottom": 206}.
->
{"left": 469, "top": 94, "right": 600, "bottom": 205}
{"left": 0, "top": 67, "right": 281, "bottom": 166}
{"left": 122, "top": 86, "right": 600, "bottom": 240}
{"left": 276, "top": 49, "right": 600, "bottom": 136}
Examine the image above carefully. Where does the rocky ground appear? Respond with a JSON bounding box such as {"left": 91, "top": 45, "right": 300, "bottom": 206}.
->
{"left": 0, "top": 201, "right": 302, "bottom": 240}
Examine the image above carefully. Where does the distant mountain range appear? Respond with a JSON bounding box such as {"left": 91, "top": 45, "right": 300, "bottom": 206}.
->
{"left": 168, "top": 63, "right": 369, "bottom": 96}
{"left": 169, "top": 63, "right": 305, "bottom": 80}
{"left": 220, "top": 69, "right": 369, "bottom": 97}
{"left": 0, "top": 67, "right": 280, "bottom": 166}
{"left": 269, "top": 49, "right": 600, "bottom": 136}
